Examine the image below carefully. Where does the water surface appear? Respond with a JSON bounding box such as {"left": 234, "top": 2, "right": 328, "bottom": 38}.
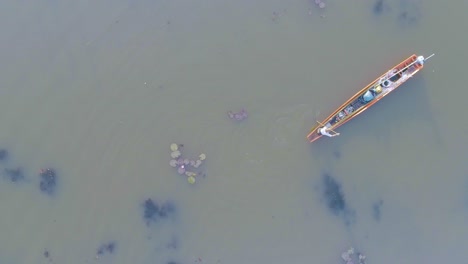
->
{"left": 0, "top": 0, "right": 467, "bottom": 263}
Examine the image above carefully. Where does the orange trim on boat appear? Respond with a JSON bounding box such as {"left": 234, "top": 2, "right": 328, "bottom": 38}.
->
{"left": 307, "top": 53, "right": 433, "bottom": 143}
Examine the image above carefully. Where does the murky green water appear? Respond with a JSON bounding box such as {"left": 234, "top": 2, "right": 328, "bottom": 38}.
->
{"left": 0, "top": 0, "right": 467, "bottom": 263}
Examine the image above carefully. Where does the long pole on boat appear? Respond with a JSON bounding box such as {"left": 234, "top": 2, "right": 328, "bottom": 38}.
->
{"left": 316, "top": 121, "right": 339, "bottom": 135}
{"left": 425, "top": 53, "right": 435, "bottom": 61}
{"left": 383, "top": 53, "right": 435, "bottom": 83}
{"left": 314, "top": 53, "right": 434, "bottom": 137}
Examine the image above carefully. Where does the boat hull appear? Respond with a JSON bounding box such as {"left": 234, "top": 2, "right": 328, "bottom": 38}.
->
{"left": 307, "top": 54, "right": 425, "bottom": 143}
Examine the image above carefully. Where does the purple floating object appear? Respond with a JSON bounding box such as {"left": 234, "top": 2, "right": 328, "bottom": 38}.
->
{"left": 177, "top": 166, "right": 186, "bottom": 175}
{"left": 319, "top": 2, "right": 325, "bottom": 8}
{"left": 315, "top": 0, "right": 321, "bottom": 4}
{"left": 184, "top": 159, "right": 190, "bottom": 165}
{"left": 239, "top": 108, "right": 247, "bottom": 117}
{"left": 228, "top": 108, "right": 248, "bottom": 121}
{"left": 177, "top": 158, "right": 184, "bottom": 166}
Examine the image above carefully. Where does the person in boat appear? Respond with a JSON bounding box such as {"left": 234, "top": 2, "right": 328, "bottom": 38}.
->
{"left": 317, "top": 126, "right": 340, "bottom": 137}
{"left": 361, "top": 85, "right": 383, "bottom": 103}
{"left": 416, "top": 55, "right": 425, "bottom": 66}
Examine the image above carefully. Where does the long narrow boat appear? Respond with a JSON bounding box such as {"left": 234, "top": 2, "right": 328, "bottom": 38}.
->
{"left": 307, "top": 53, "right": 434, "bottom": 143}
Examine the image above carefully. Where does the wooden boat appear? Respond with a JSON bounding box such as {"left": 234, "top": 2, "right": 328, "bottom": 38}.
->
{"left": 307, "top": 53, "right": 434, "bottom": 143}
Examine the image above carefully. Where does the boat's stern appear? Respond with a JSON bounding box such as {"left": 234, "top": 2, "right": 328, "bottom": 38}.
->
{"left": 307, "top": 127, "right": 321, "bottom": 142}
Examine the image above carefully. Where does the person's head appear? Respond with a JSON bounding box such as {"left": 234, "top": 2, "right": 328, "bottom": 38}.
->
{"left": 416, "top": 55, "right": 425, "bottom": 65}
{"left": 374, "top": 85, "right": 382, "bottom": 93}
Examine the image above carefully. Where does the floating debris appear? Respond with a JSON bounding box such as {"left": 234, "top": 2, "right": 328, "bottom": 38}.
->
{"left": 341, "top": 247, "right": 367, "bottom": 264}
{"left": 341, "top": 247, "right": 354, "bottom": 262}
{"left": 194, "top": 160, "right": 202, "bottom": 168}
{"left": 177, "top": 166, "right": 186, "bottom": 175}
{"left": 187, "top": 176, "right": 196, "bottom": 184}
{"left": 313, "top": 0, "right": 326, "bottom": 9}
{"left": 271, "top": 11, "right": 280, "bottom": 23}
{"left": 171, "top": 150, "right": 181, "bottom": 159}
{"left": 185, "top": 171, "right": 196, "bottom": 177}
{"left": 168, "top": 143, "right": 207, "bottom": 185}
{"left": 199, "top": 153, "right": 206, "bottom": 161}
{"left": 39, "top": 168, "right": 57, "bottom": 195}
{"left": 170, "top": 143, "right": 178, "bottom": 152}
{"left": 227, "top": 108, "right": 248, "bottom": 121}
{"left": 359, "top": 253, "right": 367, "bottom": 264}
{"left": 4, "top": 167, "right": 24, "bottom": 182}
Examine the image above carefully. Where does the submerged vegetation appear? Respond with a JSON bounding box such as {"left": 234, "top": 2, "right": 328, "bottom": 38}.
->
{"left": 0, "top": 149, "right": 8, "bottom": 161}
{"left": 321, "top": 173, "right": 356, "bottom": 226}
{"left": 373, "top": 199, "right": 384, "bottom": 221}
{"left": 96, "top": 241, "right": 116, "bottom": 258}
{"left": 143, "top": 198, "right": 176, "bottom": 225}
{"left": 322, "top": 173, "right": 346, "bottom": 215}
{"left": 39, "top": 168, "right": 57, "bottom": 196}
{"left": 4, "top": 167, "right": 24, "bottom": 183}
{"left": 0, "top": 1, "right": 433, "bottom": 262}
{"left": 372, "top": 0, "right": 422, "bottom": 26}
